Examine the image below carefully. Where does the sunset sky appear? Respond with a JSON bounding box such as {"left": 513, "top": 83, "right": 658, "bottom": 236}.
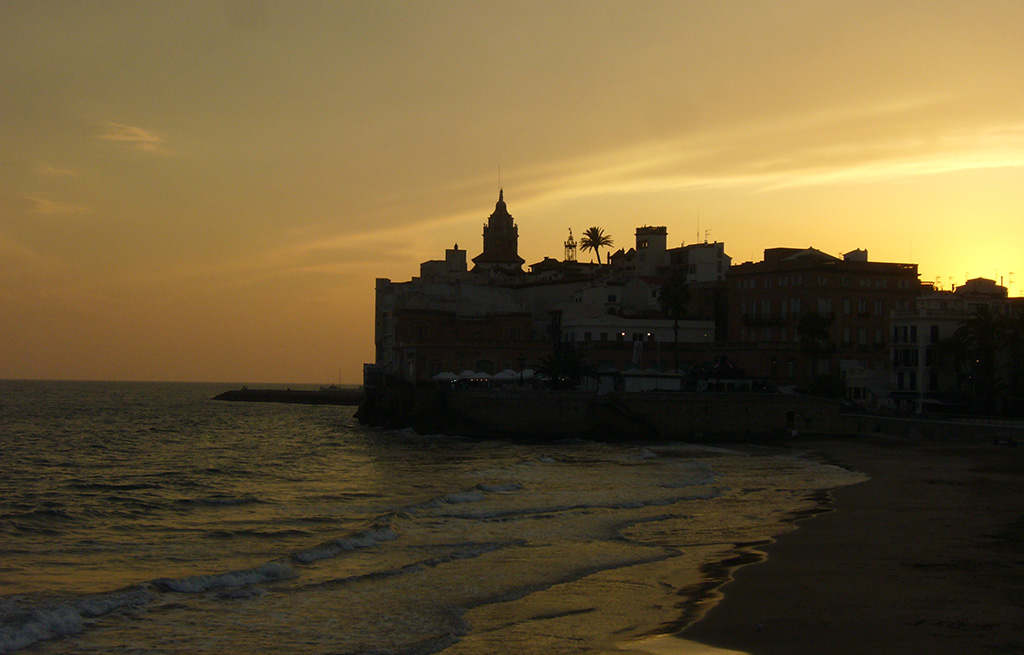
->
{"left": 2, "top": 1, "right": 1023, "bottom": 384}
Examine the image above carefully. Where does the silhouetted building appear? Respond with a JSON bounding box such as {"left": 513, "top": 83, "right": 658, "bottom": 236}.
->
{"left": 471, "top": 189, "right": 524, "bottom": 274}
{"left": 890, "top": 277, "right": 1021, "bottom": 413}
{"left": 373, "top": 193, "right": 726, "bottom": 383}
{"left": 727, "top": 247, "right": 922, "bottom": 401}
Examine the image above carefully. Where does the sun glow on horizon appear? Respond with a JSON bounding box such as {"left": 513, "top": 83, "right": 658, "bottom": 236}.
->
{"left": 2, "top": 1, "right": 1022, "bottom": 383}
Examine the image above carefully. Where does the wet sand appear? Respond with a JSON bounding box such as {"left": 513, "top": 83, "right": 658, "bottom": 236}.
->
{"left": 647, "top": 435, "right": 1024, "bottom": 655}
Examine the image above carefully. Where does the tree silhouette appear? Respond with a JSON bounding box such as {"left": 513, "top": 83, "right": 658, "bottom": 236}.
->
{"left": 955, "top": 305, "right": 1004, "bottom": 414}
{"left": 797, "top": 310, "right": 833, "bottom": 353}
{"left": 580, "top": 227, "right": 613, "bottom": 264}
{"left": 658, "top": 268, "right": 691, "bottom": 320}
{"left": 1004, "top": 308, "right": 1024, "bottom": 414}
{"left": 537, "top": 348, "right": 596, "bottom": 390}
{"left": 797, "top": 311, "right": 837, "bottom": 395}
{"left": 659, "top": 268, "right": 691, "bottom": 372}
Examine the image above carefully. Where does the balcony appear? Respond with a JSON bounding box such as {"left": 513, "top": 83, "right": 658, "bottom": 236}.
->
{"left": 741, "top": 313, "right": 788, "bottom": 326}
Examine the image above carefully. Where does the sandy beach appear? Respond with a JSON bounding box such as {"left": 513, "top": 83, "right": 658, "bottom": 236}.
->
{"left": 646, "top": 435, "right": 1024, "bottom": 655}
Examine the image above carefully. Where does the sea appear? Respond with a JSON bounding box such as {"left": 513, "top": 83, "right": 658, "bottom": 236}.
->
{"left": 0, "top": 380, "right": 867, "bottom": 655}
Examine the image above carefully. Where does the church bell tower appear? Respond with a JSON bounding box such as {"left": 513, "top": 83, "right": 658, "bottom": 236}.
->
{"left": 471, "top": 189, "right": 525, "bottom": 273}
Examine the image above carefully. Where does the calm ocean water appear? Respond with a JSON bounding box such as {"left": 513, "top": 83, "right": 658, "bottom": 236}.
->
{"left": 0, "top": 380, "right": 865, "bottom": 654}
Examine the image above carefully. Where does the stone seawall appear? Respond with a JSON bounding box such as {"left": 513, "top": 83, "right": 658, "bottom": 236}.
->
{"left": 851, "top": 414, "right": 1024, "bottom": 442}
{"left": 438, "top": 390, "right": 852, "bottom": 441}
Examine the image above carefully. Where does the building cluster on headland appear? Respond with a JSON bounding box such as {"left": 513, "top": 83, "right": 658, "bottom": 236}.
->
{"left": 361, "top": 190, "right": 1023, "bottom": 438}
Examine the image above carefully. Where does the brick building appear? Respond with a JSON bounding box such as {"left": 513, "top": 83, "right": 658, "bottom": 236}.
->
{"left": 727, "top": 247, "right": 922, "bottom": 400}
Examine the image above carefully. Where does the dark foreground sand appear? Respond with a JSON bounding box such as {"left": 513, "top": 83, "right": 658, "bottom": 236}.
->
{"left": 669, "top": 435, "right": 1024, "bottom": 655}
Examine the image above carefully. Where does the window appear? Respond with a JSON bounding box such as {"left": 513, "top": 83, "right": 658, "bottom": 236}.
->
{"left": 930, "top": 325, "right": 939, "bottom": 344}
{"left": 607, "top": 294, "right": 617, "bottom": 303}
{"left": 875, "top": 300, "right": 884, "bottom": 316}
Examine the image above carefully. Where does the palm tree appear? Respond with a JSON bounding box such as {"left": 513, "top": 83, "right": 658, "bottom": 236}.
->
{"left": 537, "top": 348, "right": 596, "bottom": 390}
{"left": 580, "top": 227, "right": 613, "bottom": 264}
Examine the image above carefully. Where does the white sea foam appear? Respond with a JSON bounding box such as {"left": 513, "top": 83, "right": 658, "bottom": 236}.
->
{"left": 441, "top": 490, "right": 485, "bottom": 504}
{"left": 292, "top": 528, "right": 398, "bottom": 564}
{"left": 413, "top": 483, "right": 521, "bottom": 513}
{"left": 0, "top": 587, "right": 154, "bottom": 654}
{"left": 155, "top": 561, "right": 296, "bottom": 593}
{"left": 476, "top": 482, "right": 523, "bottom": 493}
{"left": 0, "top": 605, "right": 83, "bottom": 654}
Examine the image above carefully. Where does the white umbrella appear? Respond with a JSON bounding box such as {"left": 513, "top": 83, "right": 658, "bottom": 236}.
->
{"left": 432, "top": 371, "right": 457, "bottom": 381}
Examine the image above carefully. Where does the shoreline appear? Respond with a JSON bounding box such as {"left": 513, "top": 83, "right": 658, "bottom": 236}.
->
{"left": 647, "top": 435, "right": 1024, "bottom": 654}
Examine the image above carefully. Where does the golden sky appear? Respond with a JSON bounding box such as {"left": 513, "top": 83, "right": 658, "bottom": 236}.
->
{"left": 2, "top": 1, "right": 1022, "bottom": 383}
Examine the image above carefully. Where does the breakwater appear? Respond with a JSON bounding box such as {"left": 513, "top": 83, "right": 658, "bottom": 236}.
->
{"left": 213, "top": 387, "right": 363, "bottom": 406}
{"left": 356, "top": 387, "right": 852, "bottom": 441}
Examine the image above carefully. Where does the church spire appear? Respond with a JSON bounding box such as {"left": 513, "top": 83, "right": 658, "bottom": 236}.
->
{"left": 472, "top": 188, "right": 524, "bottom": 272}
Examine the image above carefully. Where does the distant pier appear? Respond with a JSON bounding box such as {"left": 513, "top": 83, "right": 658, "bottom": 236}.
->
{"left": 213, "top": 387, "right": 363, "bottom": 406}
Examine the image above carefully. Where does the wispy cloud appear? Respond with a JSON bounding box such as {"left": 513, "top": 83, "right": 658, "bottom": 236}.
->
{"left": 97, "top": 122, "right": 166, "bottom": 153}
{"left": 26, "top": 196, "right": 91, "bottom": 216}
{"left": 36, "top": 164, "right": 80, "bottom": 177}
